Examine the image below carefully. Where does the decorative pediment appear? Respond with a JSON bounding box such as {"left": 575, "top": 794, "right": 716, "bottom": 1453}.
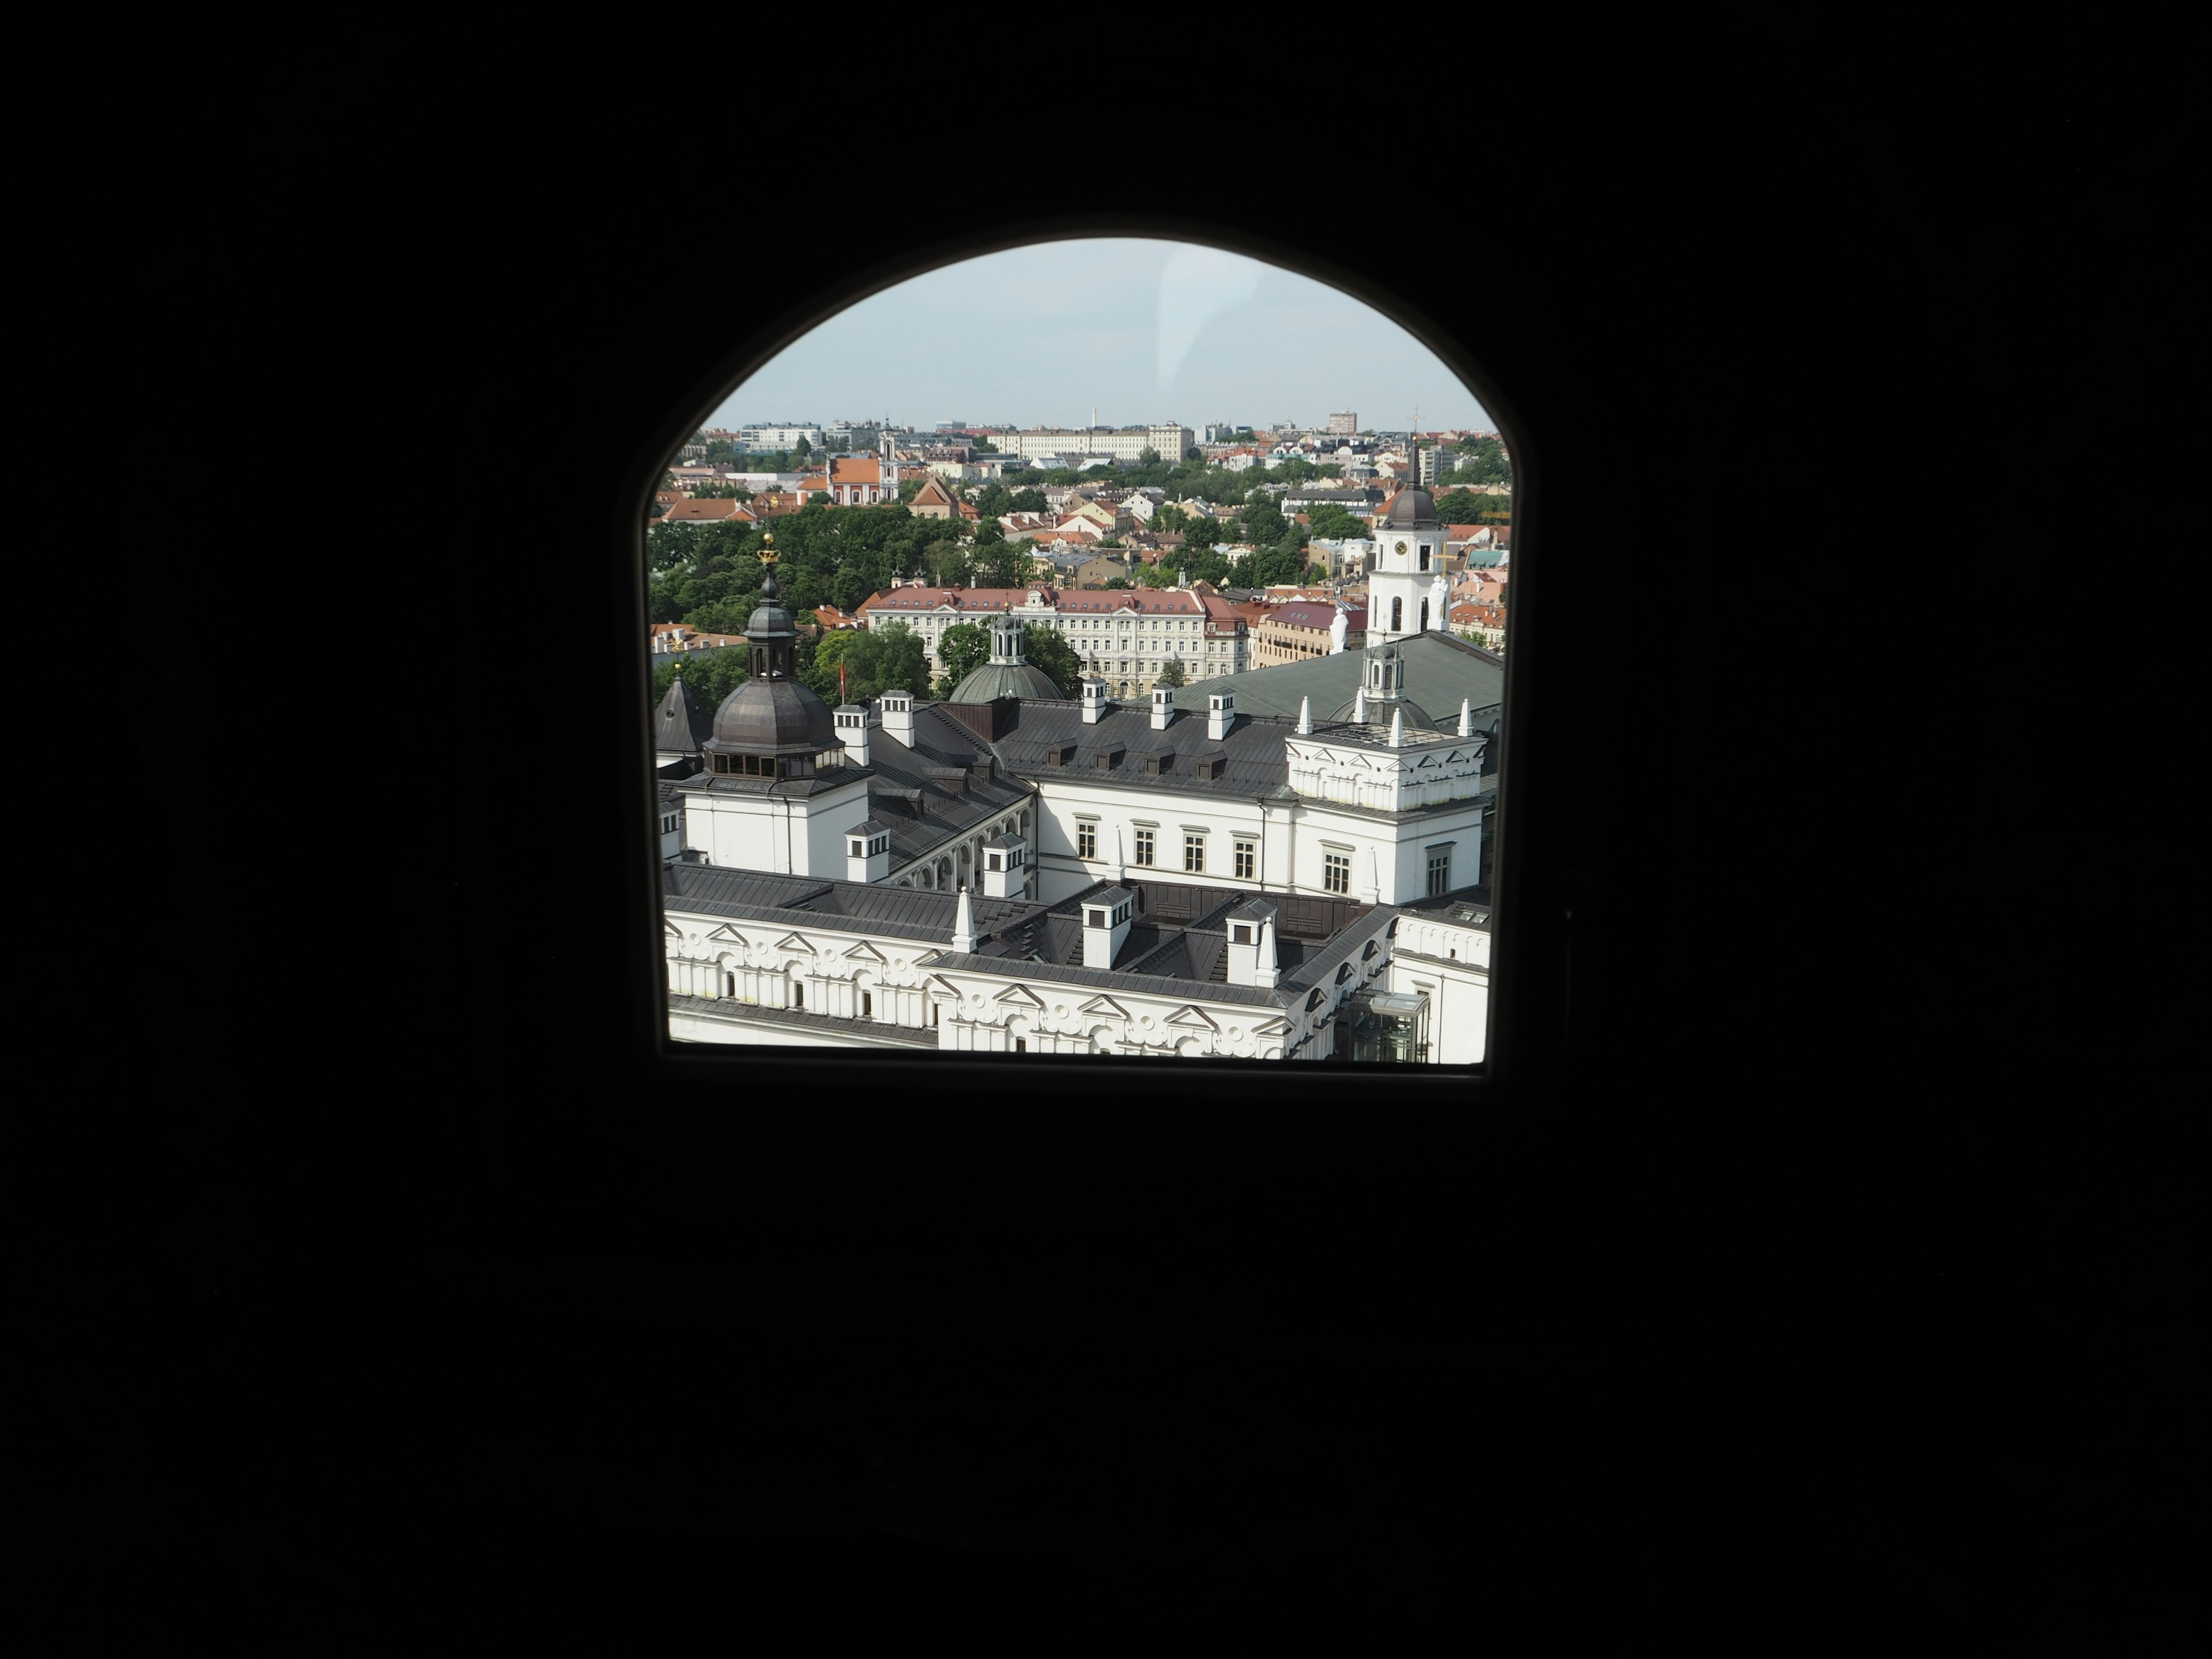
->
{"left": 842, "top": 940, "right": 888, "bottom": 963}
{"left": 994, "top": 983, "right": 1047, "bottom": 1008}
{"left": 705, "top": 923, "right": 750, "bottom": 946}
{"left": 1249, "top": 1017, "right": 1291, "bottom": 1037}
{"left": 773, "top": 931, "right": 817, "bottom": 955}
{"left": 1077, "top": 994, "right": 1130, "bottom": 1020}
{"left": 926, "top": 974, "right": 964, "bottom": 1001}
{"left": 664, "top": 920, "right": 684, "bottom": 939}
{"left": 1163, "top": 1004, "right": 1219, "bottom": 1031}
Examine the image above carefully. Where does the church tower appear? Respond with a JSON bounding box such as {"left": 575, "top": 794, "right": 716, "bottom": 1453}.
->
{"left": 1366, "top": 486, "right": 1445, "bottom": 643}
{"left": 683, "top": 534, "right": 870, "bottom": 874}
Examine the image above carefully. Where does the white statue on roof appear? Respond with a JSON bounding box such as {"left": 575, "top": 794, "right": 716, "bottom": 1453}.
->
{"left": 1430, "top": 571, "right": 1450, "bottom": 630}
{"left": 1329, "top": 604, "right": 1349, "bottom": 655}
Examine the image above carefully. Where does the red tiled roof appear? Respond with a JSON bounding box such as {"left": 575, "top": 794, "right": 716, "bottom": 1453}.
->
{"left": 661, "top": 498, "right": 753, "bottom": 522}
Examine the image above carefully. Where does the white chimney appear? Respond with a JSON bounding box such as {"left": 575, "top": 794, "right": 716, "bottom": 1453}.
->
{"left": 1297, "top": 695, "right": 1312, "bottom": 736}
{"left": 834, "top": 703, "right": 871, "bottom": 767}
{"left": 845, "top": 818, "right": 889, "bottom": 884}
{"left": 1151, "top": 686, "right": 1175, "bottom": 731}
{"left": 1459, "top": 697, "right": 1472, "bottom": 737}
{"left": 880, "top": 692, "right": 916, "bottom": 746}
{"left": 1224, "top": 898, "right": 1279, "bottom": 987}
{"left": 1080, "top": 676, "right": 1108, "bottom": 725}
{"left": 980, "top": 833, "right": 1028, "bottom": 900}
{"left": 950, "top": 883, "right": 977, "bottom": 954}
{"left": 1207, "top": 691, "right": 1234, "bottom": 741}
{"left": 1081, "top": 887, "right": 1135, "bottom": 970}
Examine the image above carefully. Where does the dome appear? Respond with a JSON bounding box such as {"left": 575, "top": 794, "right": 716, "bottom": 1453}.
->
{"left": 1327, "top": 694, "right": 1438, "bottom": 729}
{"left": 950, "top": 660, "right": 1062, "bottom": 703}
{"left": 950, "top": 609, "right": 1061, "bottom": 703}
{"left": 710, "top": 676, "right": 836, "bottom": 755}
{"left": 1380, "top": 488, "right": 1440, "bottom": 529}
{"left": 744, "top": 593, "right": 795, "bottom": 637}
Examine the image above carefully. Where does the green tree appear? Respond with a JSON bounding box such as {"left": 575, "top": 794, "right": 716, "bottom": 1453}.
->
{"left": 1008, "top": 486, "right": 1048, "bottom": 514}
{"left": 1137, "top": 445, "right": 1162, "bottom": 467}
{"left": 651, "top": 646, "right": 753, "bottom": 716}
{"left": 1434, "top": 488, "right": 1491, "bottom": 525}
{"left": 1155, "top": 657, "right": 1187, "bottom": 688}
{"left": 792, "top": 436, "right": 813, "bottom": 463}
{"left": 806, "top": 622, "right": 930, "bottom": 703}
{"left": 1022, "top": 624, "right": 1084, "bottom": 697}
{"left": 936, "top": 620, "right": 990, "bottom": 691}
{"left": 1240, "top": 491, "right": 1287, "bottom": 546}
{"left": 976, "top": 538, "right": 1034, "bottom": 589}
{"left": 972, "top": 434, "right": 997, "bottom": 452}
{"left": 897, "top": 474, "right": 926, "bottom": 504}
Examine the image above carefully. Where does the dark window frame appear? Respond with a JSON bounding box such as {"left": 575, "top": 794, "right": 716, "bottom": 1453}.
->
{"left": 630, "top": 220, "right": 1541, "bottom": 1092}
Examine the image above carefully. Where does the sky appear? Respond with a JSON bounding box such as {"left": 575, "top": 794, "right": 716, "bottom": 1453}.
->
{"left": 709, "top": 238, "right": 1490, "bottom": 435}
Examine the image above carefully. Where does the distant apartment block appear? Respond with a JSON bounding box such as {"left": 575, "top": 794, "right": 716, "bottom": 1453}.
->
{"left": 988, "top": 425, "right": 1194, "bottom": 464}
{"left": 1330, "top": 411, "right": 1359, "bottom": 435}
{"left": 738, "top": 426, "right": 823, "bottom": 450}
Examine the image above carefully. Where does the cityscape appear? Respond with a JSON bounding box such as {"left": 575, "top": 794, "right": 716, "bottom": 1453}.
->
{"left": 650, "top": 404, "right": 1511, "bottom": 1067}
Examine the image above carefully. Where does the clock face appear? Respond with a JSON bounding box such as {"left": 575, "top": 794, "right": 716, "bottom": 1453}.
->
{"left": 1395, "top": 540, "right": 1408, "bottom": 555}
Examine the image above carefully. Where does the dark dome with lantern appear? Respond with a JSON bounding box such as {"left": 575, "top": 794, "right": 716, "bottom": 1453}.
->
{"left": 711, "top": 676, "right": 836, "bottom": 754}
{"left": 703, "top": 536, "right": 838, "bottom": 759}
{"left": 1378, "top": 487, "right": 1440, "bottom": 530}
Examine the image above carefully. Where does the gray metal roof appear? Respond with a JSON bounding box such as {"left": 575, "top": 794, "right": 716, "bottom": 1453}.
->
{"left": 663, "top": 862, "right": 1047, "bottom": 945}
{"left": 681, "top": 700, "right": 1039, "bottom": 873}
{"left": 653, "top": 675, "right": 714, "bottom": 755}
{"left": 994, "top": 701, "right": 1302, "bottom": 799}
{"left": 921, "top": 945, "right": 1289, "bottom": 1008}
{"left": 1171, "top": 630, "right": 1505, "bottom": 720}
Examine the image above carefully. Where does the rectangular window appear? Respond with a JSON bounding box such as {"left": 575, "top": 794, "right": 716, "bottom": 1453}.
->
{"left": 1078, "top": 821, "right": 1097, "bottom": 861}
{"left": 1184, "top": 834, "right": 1205, "bottom": 873}
{"left": 1324, "top": 852, "right": 1351, "bottom": 895}
{"left": 1427, "top": 849, "right": 1451, "bottom": 896}
{"left": 1235, "top": 839, "right": 1255, "bottom": 880}
{"left": 1134, "top": 829, "right": 1155, "bottom": 867}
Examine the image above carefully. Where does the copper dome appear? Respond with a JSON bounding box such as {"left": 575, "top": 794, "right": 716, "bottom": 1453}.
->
{"left": 708, "top": 676, "right": 836, "bottom": 756}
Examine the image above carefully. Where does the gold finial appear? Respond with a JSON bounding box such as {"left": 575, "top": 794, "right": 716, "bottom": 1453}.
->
{"left": 759, "top": 532, "right": 779, "bottom": 565}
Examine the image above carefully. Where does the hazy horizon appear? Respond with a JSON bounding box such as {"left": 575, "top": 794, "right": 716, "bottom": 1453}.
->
{"left": 707, "top": 238, "right": 1491, "bottom": 436}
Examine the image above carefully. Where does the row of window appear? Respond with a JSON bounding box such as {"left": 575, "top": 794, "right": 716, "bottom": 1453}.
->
{"left": 1066, "top": 830, "right": 1442, "bottom": 892}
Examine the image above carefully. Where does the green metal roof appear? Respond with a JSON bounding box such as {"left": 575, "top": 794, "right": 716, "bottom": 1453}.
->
{"left": 1172, "top": 632, "right": 1505, "bottom": 719}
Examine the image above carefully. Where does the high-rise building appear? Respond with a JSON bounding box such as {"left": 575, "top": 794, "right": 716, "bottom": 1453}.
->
{"left": 1329, "top": 411, "right": 1359, "bottom": 435}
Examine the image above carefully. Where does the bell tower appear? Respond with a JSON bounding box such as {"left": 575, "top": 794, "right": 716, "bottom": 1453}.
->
{"left": 1368, "top": 487, "right": 1444, "bottom": 643}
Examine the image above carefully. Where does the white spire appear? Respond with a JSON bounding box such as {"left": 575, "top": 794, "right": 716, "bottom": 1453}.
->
{"left": 1297, "top": 695, "right": 1312, "bottom": 735}
{"left": 1362, "top": 847, "right": 1383, "bottom": 905}
{"left": 950, "top": 884, "right": 976, "bottom": 953}
{"left": 1108, "top": 823, "right": 1124, "bottom": 882}
{"left": 1459, "top": 696, "right": 1472, "bottom": 737}
{"left": 1354, "top": 685, "right": 1368, "bottom": 723}
{"left": 1389, "top": 707, "right": 1405, "bottom": 748}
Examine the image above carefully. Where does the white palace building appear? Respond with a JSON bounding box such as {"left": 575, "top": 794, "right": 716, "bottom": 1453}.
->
{"left": 656, "top": 491, "right": 1498, "bottom": 1063}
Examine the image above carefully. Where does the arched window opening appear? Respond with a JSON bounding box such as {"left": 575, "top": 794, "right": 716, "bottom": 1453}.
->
{"left": 647, "top": 236, "right": 1514, "bottom": 1073}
